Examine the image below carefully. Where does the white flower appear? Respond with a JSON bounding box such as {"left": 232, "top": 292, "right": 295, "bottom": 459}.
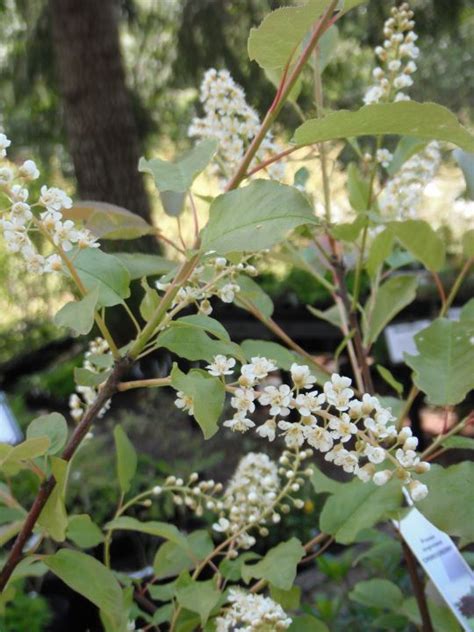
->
{"left": 258, "top": 384, "right": 292, "bottom": 417}
{"left": 0, "top": 167, "right": 14, "bottom": 186}
{"left": 408, "top": 479, "right": 428, "bottom": 502}
{"left": 52, "top": 219, "right": 79, "bottom": 251}
{"left": 18, "top": 159, "right": 40, "bottom": 180}
{"left": 364, "top": 444, "right": 386, "bottom": 464}
{"left": 10, "top": 202, "right": 32, "bottom": 225}
{"left": 206, "top": 354, "right": 236, "bottom": 377}
{"left": 22, "top": 246, "right": 45, "bottom": 274}
{"left": 373, "top": 470, "right": 392, "bottom": 486}
{"left": 0, "top": 132, "right": 11, "bottom": 158}
{"left": 293, "top": 391, "right": 325, "bottom": 416}
{"left": 44, "top": 253, "right": 62, "bottom": 273}
{"left": 396, "top": 448, "right": 419, "bottom": 468}
{"left": 212, "top": 517, "right": 230, "bottom": 533}
{"left": 324, "top": 374, "right": 354, "bottom": 411}
{"left": 328, "top": 413, "right": 358, "bottom": 442}
{"left": 223, "top": 414, "right": 255, "bottom": 433}
{"left": 277, "top": 421, "right": 305, "bottom": 448}
{"left": 256, "top": 419, "right": 276, "bottom": 441}
{"left": 376, "top": 148, "right": 393, "bottom": 168}
{"left": 357, "top": 463, "right": 376, "bottom": 482}
{"left": 246, "top": 356, "right": 277, "bottom": 379}
{"left": 175, "top": 391, "right": 193, "bottom": 415}
{"left": 231, "top": 388, "right": 256, "bottom": 414}
{"left": 304, "top": 425, "right": 333, "bottom": 452}
{"left": 39, "top": 185, "right": 72, "bottom": 212}
{"left": 290, "top": 363, "right": 316, "bottom": 390}
{"left": 10, "top": 185, "right": 28, "bottom": 202}
{"left": 218, "top": 282, "right": 240, "bottom": 303}
{"left": 215, "top": 589, "right": 292, "bottom": 631}
{"left": 40, "top": 209, "right": 62, "bottom": 231}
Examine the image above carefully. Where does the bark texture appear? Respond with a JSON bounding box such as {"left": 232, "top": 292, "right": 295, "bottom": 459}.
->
{"left": 49, "top": 0, "right": 152, "bottom": 236}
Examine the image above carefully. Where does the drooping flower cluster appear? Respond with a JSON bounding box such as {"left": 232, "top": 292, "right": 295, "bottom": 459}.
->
{"left": 378, "top": 142, "right": 441, "bottom": 219}
{"left": 178, "top": 356, "right": 429, "bottom": 502}
{"left": 215, "top": 589, "right": 292, "bottom": 631}
{"left": 69, "top": 337, "right": 113, "bottom": 422}
{"left": 364, "top": 3, "right": 419, "bottom": 105}
{"left": 159, "top": 254, "right": 257, "bottom": 318}
{"left": 152, "top": 451, "right": 310, "bottom": 551}
{"left": 0, "top": 133, "right": 98, "bottom": 274}
{"left": 188, "top": 69, "right": 285, "bottom": 184}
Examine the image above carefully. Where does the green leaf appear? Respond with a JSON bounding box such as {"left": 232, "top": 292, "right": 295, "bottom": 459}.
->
{"left": 364, "top": 275, "right": 418, "bottom": 345}
{"left": 331, "top": 214, "right": 367, "bottom": 241}
{"left": 241, "top": 538, "right": 305, "bottom": 590}
{"left": 453, "top": 149, "right": 474, "bottom": 200}
{"left": 462, "top": 228, "right": 474, "bottom": 257}
{"left": 414, "top": 463, "right": 474, "bottom": 544}
{"left": 347, "top": 163, "right": 371, "bottom": 212}
{"left": 176, "top": 314, "right": 231, "bottom": 341}
{"left": 74, "top": 248, "right": 131, "bottom": 307}
{"left": 219, "top": 552, "right": 261, "bottom": 582}
{"left": 461, "top": 298, "right": 474, "bottom": 321}
{"left": 270, "top": 585, "right": 301, "bottom": 610}
{"left": 391, "top": 220, "right": 445, "bottom": 271}
{"left": 64, "top": 201, "right": 153, "bottom": 240}
{"left": 0, "top": 437, "right": 51, "bottom": 474}
{"left": 234, "top": 275, "right": 274, "bottom": 318}
{"left": 175, "top": 574, "right": 221, "bottom": 626}
{"left": 140, "top": 277, "right": 161, "bottom": 321}
{"left": 247, "top": 0, "right": 331, "bottom": 70}
{"left": 319, "top": 478, "right": 403, "bottom": 544}
{"left": 26, "top": 412, "right": 68, "bottom": 456}
{"left": 113, "top": 425, "right": 137, "bottom": 495}
{"left": 105, "top": 516, "right": 188, "bottom": 548}
{"left": 294, "top": 102, "right": 474, "bottom": 152}
{"left": 288, "top": 615, "right": 329, "bottom": 631}
{"left": 54, "top": 287, "right": 99, "bottom": 335}
{"left": 366, "top": 227, "right": 394, "bottom": 278}
{"left": 139, "top": 139, "right": 218, "bottom": 208}
{"left": 441, "top": 436, "right": 474, "bottom": 451}
{"left": 318, "top": 24, "right": 339, "bottom": 73}
{"left": 153, "top": 530, "right": 214, "bottom": 580}
{"left": 405, "top": 318, "right": 474, "bottom": 405}
{"left": 67, "top": 514, "right": 104, "bottom": 548}
{"left": 311, "top": 467, "right": 344, "bottom": 494}
{"left": 44, "top": 549, "right": 127, "bottom": 631}
{"left": 170, "top": 365, "right": 225, "bottom": 439}
{"left": 375, "top": 365, "right": 403, "bottom": 396}
{"left": 37, "top": 457, "right": 69, "bottom": 542}
{"left": 156, "top": 321, "right": 243, "bottom": 363}
{"left": 74, "top": 367, "right": 110, "bottom": 387}
{"left": 349, "top": 578, "right": 403, "bottom": 610}
{"left": 201, "top": 180, "right": 317, "bottom": 254}
{"left": 240, "top": 339, "right": 297, "bottom": 370}
{"left": 387, "top": 136, "right": 428, "bottom": 177}
{"left": 307, "top": 304, "right": 342, "bottom": 329}
{"left": 113, "top": 253, "right": 175, "bottom": 280}
{"left": 401, "top": 597, "right": 462, "bottom": 632}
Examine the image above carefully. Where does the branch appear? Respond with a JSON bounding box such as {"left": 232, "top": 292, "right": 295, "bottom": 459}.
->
{"left": 0, "top": 356, "right": 132, "bottom": 591}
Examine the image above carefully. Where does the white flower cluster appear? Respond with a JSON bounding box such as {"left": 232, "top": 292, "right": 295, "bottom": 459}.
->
{"left": 378, "top": 142, "right": 441, "bottom": 219}
{"left": 215, "top": 589, "right": 292, "bottom": 631}
{"left": 69, "top": 337, "right": 112, "bottom": 422}
{"left": 153, "top": 451, "right": 310, "bottom": 550}
{"left": 188, "top": 68, "right": 285, "bottom": 183}
{"left": 213, "top": 451, "right": 309, "bottom": 549}
{"left": 152, "top": 472, "right": 224, "bottom": 517}
{"left": 364, "top": 3, "right": 419, "bottom": 106}
{"left": 192, "top": 357, "right": 429, "bottom": 502}
{"left": 161, "top": 254, "right": 257, "bottom": 318}
{"left": 0, "top": 133, "right": 98, "bottom": 275}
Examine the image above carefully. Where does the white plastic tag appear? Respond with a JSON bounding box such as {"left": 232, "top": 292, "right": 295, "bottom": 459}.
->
{"left": 398, "top": 507, "right": 474, "bottom": 631}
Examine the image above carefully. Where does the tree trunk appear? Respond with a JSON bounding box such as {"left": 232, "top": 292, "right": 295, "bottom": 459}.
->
{"left": 49, "top": 0, "right": 154, "bottom": 251}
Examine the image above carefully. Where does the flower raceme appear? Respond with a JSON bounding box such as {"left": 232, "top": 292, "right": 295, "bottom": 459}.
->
{"left": 174, "top": 357, "right": 429, "bottom": 503}
{"left": 0, "top": 135, "right": 98, "bottom": 274}
{"left": 188, "top": 68, "right": 285, "bottom": 185}
{"left": 215, "top": 589, "right": 292, "bottom": 631}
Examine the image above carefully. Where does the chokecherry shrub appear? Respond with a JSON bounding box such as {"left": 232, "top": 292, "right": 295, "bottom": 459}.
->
{"left": 0, "top": 2, "right": 473, "bottom": 631}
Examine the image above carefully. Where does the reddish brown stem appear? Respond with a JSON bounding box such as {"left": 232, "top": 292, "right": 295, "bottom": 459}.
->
{"left": 0, "top": 356, "right": 132, "bottom": 591}
{"left": 402, "top": 541, "right": 434, "bottom": 632}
